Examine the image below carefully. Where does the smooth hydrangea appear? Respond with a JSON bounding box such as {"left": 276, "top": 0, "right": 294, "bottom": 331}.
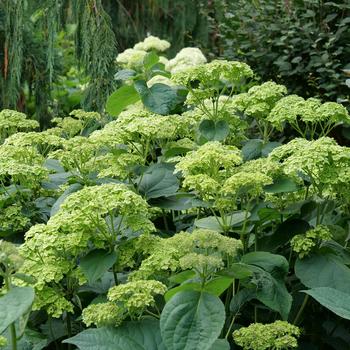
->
{"left": 172, "top": 60, "right": 253, "bottom": 88}
{"left": 291, "top": 225, "right": 332, "bottom": 258}
{"left": 269, "top": 137, "right": 350, "bottom": 196}
{"left": 108, "top": 280, "right": 167, "bottom": 311}
{"left": 134, "top": 35, "right": 170, "bottom": 52}
{"left": 233, "top": 321, "right": 301, "bottom": 350}
{"left": 132, "top": 229, "right": 242, "bottom": 279}
{"left": 165, "top": 47, "right": 207, "bottom": 73}
{"left": 0, "top": 205, "right": 30, "bottom": 236}
{"left": 116, "top": 48, "right": 147, "bottom": 69}
{"left": 0, "top": 109, "right": 39, "bottom": 142}
{"left": 82, "top": 302, "right": 125, "bottom": 327}
{"left": 267, "top": 95, "right": 350, "bottom": 137}
{"left": 19, "top": 184, "right": 154, "bottom": 316}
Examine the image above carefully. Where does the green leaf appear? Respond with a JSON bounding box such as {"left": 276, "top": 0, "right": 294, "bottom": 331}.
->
{"left": 0, "top": 287, "right": 35, "bottom": 333}
{"left": 160, "top": 291, "right": 225, "bottom": 350}
{"left": 50, "top": 183, "right": 83, "bottom": 217}
{"left": 241, "top": 139, "right": 263, "bottom": 161}
{"left": 198, "top": 120, "right": 230, "bottom": 142}
{"left": 169, "top": 270, "right": 196, "bottom": 284}
{"left": 258, "top": 219, "right": 310, "bottom": 251}
{"left": 149, "top": 193, "right": 198, "bottom": 210}
{"left": 106, "top": 85, "right": 140, "bottom": 117}
{"left": 165, "top": 283, "right": 201, "bottom": 302}
{"left": 241, "top": 251, "right": 289, "bottom": 279}
{"left": 204, "top": 277, "right": 233, "bottom": 296}
{"left": 114, "top": 69, "right": 136, "bottom": 81}
{"left": 194, "top": 216, "right": 222, "bottom": 231}
{"left": 194, "top": 211, "right": 247, "bottom": 232}
{"left": 208, "top": 339, "right": 230, "bottom": 350}
{"left": 261, "top": 141, "right": 281, "bottom": 157}
{"left": 264, "top": 175, "right": 300, "bottom": 194}
{"left": 64, "top": 319, "right": 166, "bottom": 350}
{"left": 295, "top": 253, "right": 350, "bottom": 293}
{"left": 248, "top": 266, "right": 292, "bottom": 320}
{"left": 219, "top": 263, "right": 253, "bottom": 279}
{"left": 143, "top": 51, "right": 159, "bottom": 70}
{"left": 230, "top": 289, "right": 255, "bottom": 314}
{"left": 301, "top": 287, "right": 350, "bottom": 320}
{"left": 138, "top": 163, "right": 179, "bottom": 199}
{"left": 80, "top": 249, "right": 117, "bottom": 284}
{"left": 134, "top": 80, "right": 186, "bottom": 115}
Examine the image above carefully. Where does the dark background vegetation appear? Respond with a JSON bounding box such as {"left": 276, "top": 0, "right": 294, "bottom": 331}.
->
{"left": 0, "top": 0, "right": 349, "bottom": 127}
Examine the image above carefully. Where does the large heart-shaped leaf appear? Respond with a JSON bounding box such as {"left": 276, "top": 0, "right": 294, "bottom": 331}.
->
{"left": 0, "top": 287, "right": 35, "bottom": 333}
{"left": 134, "top": 80, "right": 186, "bottom": 115}
{"left": 295, "top": 253, "right": 350, "bottom": 292}
{"left": 160, "top": 291, "right": 225, "bottom": 350}
{"left": 301, "top": 287, "right": 350, "bottom": 320}
{"left": 106, "top": 85, "right": 140, "bottom": 116}
{"left": 198, "top": 119, "right": 230, "bottom": 142}
{"left": 64, "top": 319, "right": 166, "bottom": 350}
{"left": 137, "top": 163, "right": 179, "bottom": 199}
{"left": 247, "top": 265, "right": 292, "bottom": 320}
{"left": 242, "top": 251, "right": 289, "bottom": 279}
{"left": 80, "top": 249, "right": 117, "bottom": 284}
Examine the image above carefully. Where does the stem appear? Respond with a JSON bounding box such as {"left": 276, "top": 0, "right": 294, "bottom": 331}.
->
{"left": 112, "top": 264, "right": 119, "bottom": 285}
{"left": 66, "top": 313, "right": 72, "bottom": 350}
{"left": 225, "top": 314, "right": 236, "bottom": 339}
{"left": 5, "top": 276, "right": 17, "bottom": 350}
{"left": 293, "top": 294, "right": 309, "bottom": 325}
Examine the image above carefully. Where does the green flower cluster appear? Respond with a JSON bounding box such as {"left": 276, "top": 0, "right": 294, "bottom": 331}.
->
{"left": 269, "top": 137, "right": 350, "bottom": 197}
{"left": 233, "top": 321, "right": 301, "bottom": 350}
{"left": 82, "top": 280, "right": 167, "bottom": 327}
{"left": 132, "top": 229, "right": 242, "bottom": 279}
{"left": 0, "top": 205, "right": 30, "bottom": 236}
{"left": 172, "top": 60, "right": 253, "bottom": 88}
{"left": 267, "top": 95, "right": 350, "bottom": 138}
{"left": 291, "top": 225, "right": 332, "bottom": 258}
{"left": 175, "top": 141, "right": 242, "bottom": 189}
{"left": 52, "top": 109, "right": 102, "bottom": 138}
{"left": 0, "top": 109, "right": 39, "bottom": 142}
{"left": 237, "top": 82, "right": 287, "bottom": 119}
{"left": 19, "top": 184, "right": 154, "bottom": 316}
{"left": 0, "top": 143, "right": 48, "bottom": 186}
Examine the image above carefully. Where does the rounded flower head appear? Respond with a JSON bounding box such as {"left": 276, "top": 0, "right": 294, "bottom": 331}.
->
{"left": 134, "top": 35, "right": 170, "bottom": 52}
{"left": 132, "top": 229, "right": 242, "bottom": 279}
{"left": 0, "top": 109, "right": 39, "bottom": 141}
{"left": 240, "top": 81, "right": 287, "bottom": 119}
{"left": 166, "top": 47, "right": 207, "bottom": 73}
{"left": 291, "top": 225, "right": 332, "bottom": 258}
{"left": 82, "top": 302, "right": 125, "bottom": 327}
{"left": 269, "top": 137, "right": 350, "bottom": 195}
{"left": 233, "top": 321, "right": 301, "bottom": 350}
{"left": 116, "top": 48, "right": 147, "bottom": 69}
{"left": 175, "top": 141, "right": 242, "bottom": 180}
{"left": 107, "top": 280, "right": 167, "bottom": 312}
{"left": 222, "top": 171, "right": 273, "bottom": 200}
{"left": 172, "top": 60, "right": 253, "bottom": 88}
{"left": 267, "top": 95, "right": 350, "bottom": 135}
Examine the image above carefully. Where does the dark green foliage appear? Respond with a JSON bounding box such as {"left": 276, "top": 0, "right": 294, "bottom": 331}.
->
{"left": 220, "top": 0, "right": 350, "bottom": 103}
